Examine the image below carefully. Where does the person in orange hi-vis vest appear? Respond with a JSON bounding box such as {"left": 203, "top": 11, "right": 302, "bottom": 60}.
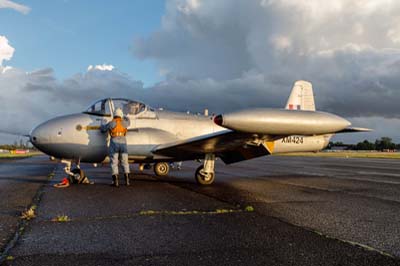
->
{"left": 101, "top": 108, "right": 131, "bottom": 187}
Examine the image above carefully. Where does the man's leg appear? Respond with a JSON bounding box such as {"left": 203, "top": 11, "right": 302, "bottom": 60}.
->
{"left": 121, "top": 152, "right": 130, "bottom": 186}
{"left": 110, "top": 150, "right": 120, "bottom": 187}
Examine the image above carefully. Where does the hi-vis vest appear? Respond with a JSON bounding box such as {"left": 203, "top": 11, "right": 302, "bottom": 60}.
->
{"left": 110, "top": 118, "right": 127, "bottom": 137}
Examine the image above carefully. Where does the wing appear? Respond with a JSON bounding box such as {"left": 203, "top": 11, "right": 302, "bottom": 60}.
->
{"left": 153, "top": 130, "right": 274, "bottom": 164}
{"left": 153, "top": 127, "right": 372, "bottom": 164}
{"left": 0, "top": 129, "right": 30, "bottom": 137}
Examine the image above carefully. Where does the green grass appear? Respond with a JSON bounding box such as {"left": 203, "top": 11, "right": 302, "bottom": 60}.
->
{"left": 275, "top": 151, "right": 400, "bottom": 159}
{"left": 0, "top": 152, "right": 41, "bottom": 159}
{"left": 52, "top": 215, "right": 71, "bottom": 222}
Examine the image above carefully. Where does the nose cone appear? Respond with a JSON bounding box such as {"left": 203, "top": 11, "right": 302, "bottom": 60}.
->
{"left": 30, "top": 121, "right": 54, "bottom": 152}
{"left": 30, "top": 113, "right": 97, "bottom": 159}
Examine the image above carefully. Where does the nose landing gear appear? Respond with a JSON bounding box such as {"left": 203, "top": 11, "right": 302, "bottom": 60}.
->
{"left": 61, "top": 159, "right": 90, "bottom": 184}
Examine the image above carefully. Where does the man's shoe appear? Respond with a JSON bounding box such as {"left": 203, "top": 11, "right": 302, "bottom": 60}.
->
{"left": 112, "top": 175, "right": 119, "bottom": 187}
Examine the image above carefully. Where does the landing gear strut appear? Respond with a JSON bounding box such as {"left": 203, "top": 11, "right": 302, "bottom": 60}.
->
{"left": 61, "top": 159, "right": 74, "bottom": 177}
{"left": 195, "top": 153, "right": 215, "bottom": 185}
{"left": 61, "top": 159, "right": 87, "bottom": 184}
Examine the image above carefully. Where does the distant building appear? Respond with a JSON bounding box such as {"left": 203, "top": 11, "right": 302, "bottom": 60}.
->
{"left": 328, "top": 142, "right": 354, "bottom": 151}
{"left": 330, "top": 146, "right": 349, "bottom": 151}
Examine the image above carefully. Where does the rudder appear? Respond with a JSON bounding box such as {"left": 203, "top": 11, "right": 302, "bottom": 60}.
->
{"left": 285, "top": 80, "right": 316, "bottom": 111}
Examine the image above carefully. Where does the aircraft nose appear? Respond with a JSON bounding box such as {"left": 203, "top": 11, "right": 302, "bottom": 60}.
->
{"left": 29, "top": 113, "right": 92, "bottom": 158}
{"left": 30, "top": 116, "right": 65, "bottom": 149}
{"left": 30, "top": 122, "right": 51, "bottom": 149}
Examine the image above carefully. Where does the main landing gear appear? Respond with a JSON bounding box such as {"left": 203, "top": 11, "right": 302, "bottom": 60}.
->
{"left": 153, "top": 162, "right": 170, "bottom": 176}
{"left": 195, "top": 153, "right": 215, "bottom": 185}
{"left": 152, "top": 154, "right": 216, "bottom": 185}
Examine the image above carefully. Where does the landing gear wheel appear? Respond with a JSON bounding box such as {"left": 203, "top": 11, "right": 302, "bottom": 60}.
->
{"left": 71, "top": 168, "right": 85, "bottom": 184}
{"left": 154, "top": 162, "right": 170, "bottom": 176}
{"left": 195, "top": 166, "right": 215, "bottom": 185}
{"left": 71, "top": 168, "right": 84, "bottom": 177}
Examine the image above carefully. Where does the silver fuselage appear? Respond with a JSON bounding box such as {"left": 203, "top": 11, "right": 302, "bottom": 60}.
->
{"left": 30, "top": 108, "right": 331, "bottom": 163}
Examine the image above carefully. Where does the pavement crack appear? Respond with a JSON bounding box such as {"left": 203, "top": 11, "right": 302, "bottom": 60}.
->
{"left": 302, "top": 225, "right": 396, "bottom": 259}
{"left": 0, "top": 167, "right": 56, "bottom": 264}
{"left": 44, "top": 207, "right": 255, "bottom": 223}
{"left": 256, "top": 209, "right": 398, "bottom": 260}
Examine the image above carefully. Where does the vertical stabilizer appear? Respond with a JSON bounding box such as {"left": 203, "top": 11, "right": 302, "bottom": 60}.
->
{"left": 285, "top": 80, "right": 316, "bottom": 111}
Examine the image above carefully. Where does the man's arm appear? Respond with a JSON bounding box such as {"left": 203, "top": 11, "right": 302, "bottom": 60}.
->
{"left": 100, "top": 120, "right": 111, "bottom": 133}
{"left": 123, "top": 117, "right": 130, "bottom": 128}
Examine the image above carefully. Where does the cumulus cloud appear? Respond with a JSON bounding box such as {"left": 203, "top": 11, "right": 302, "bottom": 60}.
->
{"left": 87, "top": 64, "right": 115, "bottom": 72}
{"left": 133, "top": 0, "right": 400, "bottom": 121}
{"left": 0, "top": 66, "right": 144, "bottom": 135}
{"left": 0, "top": 63, "right": 399, "bottom": 143}
{"left": 0, "top": 36, "right": 15, "bottom": 66}
{"left": 3, "top": 0, "right": 400, "bottom": 143}
{"left": 0, "top": 0, "right": 30, "bottom": 14}
{"left": 1, "top": 65, "right": 12, "bottom": 73}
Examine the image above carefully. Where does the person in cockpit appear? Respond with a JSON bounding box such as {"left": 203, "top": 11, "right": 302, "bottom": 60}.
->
{"left": 101, "top": 108, "right": 131, "bottom": 187}
{"left": 124, "top": 102, "right": 143, "bottom": 116}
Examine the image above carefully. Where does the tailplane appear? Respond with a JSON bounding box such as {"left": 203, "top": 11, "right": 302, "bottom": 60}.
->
{"left": 285, "top": 80, "right": 316, "bottom": 111}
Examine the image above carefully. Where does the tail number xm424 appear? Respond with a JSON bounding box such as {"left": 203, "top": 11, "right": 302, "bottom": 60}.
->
{"left": 281, "top": 136, "right": 304, "bottom": 144}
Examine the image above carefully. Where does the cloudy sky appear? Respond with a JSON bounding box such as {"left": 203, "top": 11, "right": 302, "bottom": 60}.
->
{"left": 1, "top": 0, "right": 400, "bottom": 144}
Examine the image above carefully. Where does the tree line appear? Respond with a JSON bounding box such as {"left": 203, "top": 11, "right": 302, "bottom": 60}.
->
{"left": 0, "top": 139, "right": 34, "bottom": 150}
{"left": 330, "top": 137, "right": 398, "bottom": 151}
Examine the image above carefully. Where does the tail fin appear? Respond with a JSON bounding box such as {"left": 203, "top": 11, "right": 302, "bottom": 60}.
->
{"left": 285, "top": 80, "right": 316, "bottom": 111}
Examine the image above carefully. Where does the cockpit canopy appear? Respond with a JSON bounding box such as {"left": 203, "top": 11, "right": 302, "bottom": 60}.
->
{"left": 84, "top": 98, "right": 150, "bottom": 117}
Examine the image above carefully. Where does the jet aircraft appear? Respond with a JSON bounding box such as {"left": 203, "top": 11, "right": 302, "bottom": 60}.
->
{"left": 29, "top": 80, "right": 369, "bottom": 185}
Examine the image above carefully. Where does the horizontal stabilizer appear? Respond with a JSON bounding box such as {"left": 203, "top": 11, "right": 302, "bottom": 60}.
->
{"left": 336, "top": 127, "right": 372, "bottom": 133}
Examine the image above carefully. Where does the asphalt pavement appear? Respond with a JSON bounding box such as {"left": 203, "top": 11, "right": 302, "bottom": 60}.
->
{"left": 0, "top": 157, "right": 55, "bottom": 262}
{"left": 1, "top": 155, "right": 400, "bottom": 265}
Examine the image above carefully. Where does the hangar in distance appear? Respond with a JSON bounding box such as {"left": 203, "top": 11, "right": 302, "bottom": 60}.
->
{"left": 30, "top": 80, "right": 370, "bottom": 185}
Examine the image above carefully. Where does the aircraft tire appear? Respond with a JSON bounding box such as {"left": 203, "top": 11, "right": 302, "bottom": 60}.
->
{"left": 71, "top": 168, "right": 85, "bottom": 184}
{"left": 71, "top": 168, "right": 84, "bottom": 177}
{"left": 154, "top": 162, "right": 170, "bottom": 176}
{"left": 195, "top": 166, "right": 215, "bottom": 185}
